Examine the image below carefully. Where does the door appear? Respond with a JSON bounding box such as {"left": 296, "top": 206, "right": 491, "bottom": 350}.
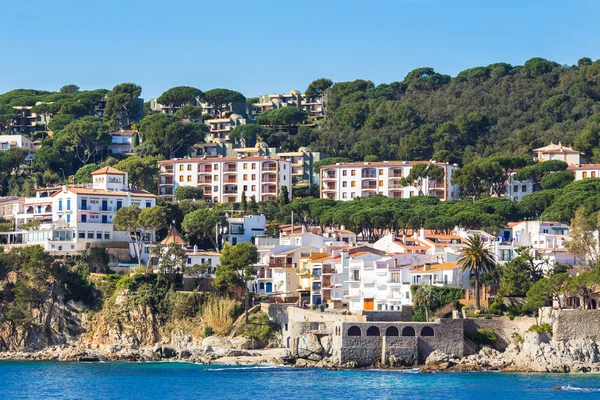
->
{"left": 363, "top": 298, "right": 374, "bottom": 311}
{"left": 102, "top": 215, "right": 108, "bottom": 223}
{"left": 266, "top": 282, "right": 273, "bottom": 293}
{"left": 116, "top": 200, "right": 122, "bottom": 210}
{"left": 81, "top": 199, "right": 87, "bottom": 210}
{"left": 101, "top": 200, "right": 108, "bottom": 211}
{"left": 81, "top": 214, "right": 87, "bottom": 223}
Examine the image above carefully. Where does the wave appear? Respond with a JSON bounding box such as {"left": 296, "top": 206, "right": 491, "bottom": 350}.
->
{"left": 206, "top": 365, "right": 284, "bottom": 372}
{"left": 559, "top": 385, "right": 600, "bottom": 392}
{"left": 365, "top": 368, "right": 420, "bottom": 374}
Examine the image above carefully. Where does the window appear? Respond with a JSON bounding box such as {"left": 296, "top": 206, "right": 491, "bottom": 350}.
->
{"left": 179, "top": 176, "right": 184, "bottom": 182}
{"left": 214, "top": 164, "right": 219, "bottom": 171}
{"left": 593, "top": 172, "right": 597, "bottom": 178}
{"left": 342, "top": 182, "right": 347, "bottom": 187}
{"left": 78, "top": 232, "right": 85, "bottom": 239}
{"left": 522, "top": 185, "right": 527, "bottom": 192}
{"left": 243, "top": 185, "right": 248, "bottom": 191}
{"left": 179, "top": 165, "right": 184, "bottom": 171}
{"left": 351, "top": 170, "right": 356, "bottom": 176}
{"left": 214, "top": 175, "right": 219, "bottom": 181}
{"left": 283, "top": 164, "right": 286, "bottom": 169}
{"left": 342, "top": 193, "right": 347, "bottom": 199}
{"left": 351, "top": 193, "right": 355, "bottom": 198}
{"left": 379, "top": 169, "right": 384, "bottom": 176}
{"left": 145, "top": 202, "right": 151, "bottom": 208}
{"left": 343, "top": 170, "right": 347, "bottom": 176}
{"left": 104, "top": 232, "right": 110, "bottom": 240}
{"left": 66, "top": 199, "right": 71, "bottom": 210}
{"left": 243, "top": 163, "right": 248, "bottom": 169}
{"left": 187, "top": 257, "right": 192, "bottom": 265}
{"left": 405, "top": 291, "right": 409, "bottom": 299}
{"left": 583, "top": 172, "right": 588, "bottom": 178}
{"left": 251, "top": 185, "right": 256, "bottom": 191}
{"left": 513, "top": 185, "right": 518, "bottom": 193}
{"left": 95, "top": 232, "right": 101, "bottom": 239}
{"left": 116, "top": 200, "right": 122, "bottom": 210}
{"left": 66, "top": 214, "right": 71, "bottom": 223}
{"left": 252, "top": 174, "right": 256, "bottom": 180}
{"left": 351, "top": 182, "right": 356, "bottom": 187}
{"left": 243, "top": 174, "right": 248, "bottom": 180}
{"left": 187, "top": 164, "right": 192, "bottom": 171}
{"left": 213, "top": 186, "right": 218, "bottom": 192}
{"left": 58, "top": 200, "right": 63, "bottom": 211}
{"left": 379, "top": 180, "right": 384, "bottom": 187}
{"left": 251, "top": 163, "right": 256, "bottom": 169}
{"left": 187, "top": 176, "right": 192, "bottom": 182}
{"left": 81, "top": 214, "right": 87, "bottom": 223}
{"left": 87, "top": 232, "right": 94, "bottom": 239}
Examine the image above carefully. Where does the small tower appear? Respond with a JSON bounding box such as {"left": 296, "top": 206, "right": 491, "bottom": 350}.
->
{"left": 90, "top": 166, "right": 127, "bottom": 191}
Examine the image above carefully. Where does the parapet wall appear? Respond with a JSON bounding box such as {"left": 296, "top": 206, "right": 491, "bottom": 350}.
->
{"left": 464, "top": 316, "right": 536, "bottom": 350}
{"left": 551, "top": 309, "right": 600, "bottom": 342}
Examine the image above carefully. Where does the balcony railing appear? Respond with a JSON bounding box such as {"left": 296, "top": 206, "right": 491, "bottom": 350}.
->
{"left": 269, "top": 262, "right": 297, "bottom": 269}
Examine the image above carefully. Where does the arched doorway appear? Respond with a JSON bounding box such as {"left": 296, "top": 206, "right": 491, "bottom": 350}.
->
{"left": 366, "top": 326, "right": 380, "bottom": 336}
{"left": 385, "top": 326, "right": 399, "bottom": 336}
{"left": 266, "top": 282, "right": 273, "bottom": 292}
{"left": 402, "top": 326, "right": 415, "bottom": 336}
{"left": 421, "top": 326, "right": 434, "bottom": 337}
{"left": 348, "top": 326, "right": 361, "bottom": 336}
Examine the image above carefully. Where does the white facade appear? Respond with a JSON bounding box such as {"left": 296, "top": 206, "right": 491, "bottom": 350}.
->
{"left": 568, "top": 164, "right": 600, "bottom": 181}
{"left": 534, "top": 142, "right": 582, "bottom": 165}
{"left": 0, "top": 135, "right": 35, "bottom": 160}
{"left": 110, "top": 130, "right": 137, "bottom": 154}
{"left": 18, "top": 167, "right": 157, "bottom": 256}
{"left": 320, "top": 161, "right": 459, "bottom": 201}
{"left": 158, "top": 156, "right": 293, "bottom": 203}
{"left": 206, "top": 114, "right": 246, "bottom": 142}
{"left": 505, "top": 172, "right": 534, "bottom": 202}
{"left": 223, "top": 215, "right": 266, "bottom": 245}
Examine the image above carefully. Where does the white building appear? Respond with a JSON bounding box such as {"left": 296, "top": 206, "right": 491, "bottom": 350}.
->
{"left": 222, "top": 215, "right": 266, "bottom": 245}
{"left": 158, "top": 156, "right": 292, "bottom": 203}
{"left": 0, "top": 134, "right": 35, "bottom": 160}
{"left": 567, "top": 164, "right": 600, "bottom": 181}
{"left": 18, "top": 166, "right": 157, "bottom": 256}
{"left": 320, "top": 161, "right": 459, "bottom": 201}
{"left": 534, "top": 142, "right": 582, "bottom": 165}
{"left": 205, "top": 114, "right": 246, "bottom": 142}
{"left": 505, "top": 172, "right": 534, "bottom": 202}
{"left": 109, "top": 130, "right": 137, "bottom": 154}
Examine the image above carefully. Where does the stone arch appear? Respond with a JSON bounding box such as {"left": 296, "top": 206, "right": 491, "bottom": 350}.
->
{"left": 402, "top": 326, "right": 415, "bottom": 336}
{"left": 385, "top": 326, "right": 399, "bottom": 336}
{"left": 348, "top": 326, "right": 361, "bottom": 336}
{"left": 421, "top": 326, "right": 434, "bottom": 337}
{"left": 366, "top": 326, "right": 380, "bottom": 336}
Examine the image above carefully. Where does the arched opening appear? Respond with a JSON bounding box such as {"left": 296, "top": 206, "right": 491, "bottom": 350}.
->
{"left": 421, "top": 326, "right": 434, "bottom": 337}
{"left": 266, "top": 282, "right": 273, "bottom": 292}
{"left": 348, "top": 326, "right": 361, "bottom": 336}
{"left": 402, "top": 326, "right": 415, "bottom": 336}
{"left": 385, "top": 326, "right": 399, "bottom": 336}
{"left": 366, "top": 326, "right": 380, "bottom": 336}
{"left": 259, "top": 282, "right": 265, "bottom": 290}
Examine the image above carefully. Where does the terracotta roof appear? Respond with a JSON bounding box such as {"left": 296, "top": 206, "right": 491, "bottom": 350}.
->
{"left": 410, "top": 262, "right": 457, "bottom": 273}
{"left": 393, "top": 240, "right": 428, "bottom": 251}
{"left": 185, "top": 251, "right": 221, "bottom": 257}
{"left": 159, "top": 156, "right": 289, "bottom": 164}
{"left": 55, "top": 187, "right": 156, "bottom": 198}
{"left": 91, "top": 166, "right": 125, "bottom": 176}
{"left": 110, "top": 130, "right": 137, "bottom": 137}
{"left": 161, "top": 227, "right": 187, "bottom": 245}
{"left": 567, "top": 164, "right": 600, "bottom": 170}
{"left": 319, "top": 161, "right": 452, "bottom": 169}
{"left": 426, "top": 234, "right": 462, "bottom": 240}
{"left": 534, "top": 143, "right": 578, "bottom": 153}
{"left": 309, "top": 252, "right": 329, "bottom": 261}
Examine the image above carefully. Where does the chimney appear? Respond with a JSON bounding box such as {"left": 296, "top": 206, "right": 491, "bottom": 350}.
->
{"left": 419, "top": 227, "right": 426, "bottom": 239}
{"left": 424, "top": 264, "right": 429, "bottom": 271}
{"left": 124, "top": 172, "right": 129, "bottom": 190}
{"left": 194, "top": 245, "right": 198, "bottom": 254}
{"left": 402, "top": 234, "right": 407, "bottom": 245}
{"left": 302, "top": 225, "right": 306, "bottom": 233}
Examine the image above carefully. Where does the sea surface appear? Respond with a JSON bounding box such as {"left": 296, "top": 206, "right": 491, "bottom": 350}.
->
{"left": 1, "top": 361, "right": 600, "bottom": 399}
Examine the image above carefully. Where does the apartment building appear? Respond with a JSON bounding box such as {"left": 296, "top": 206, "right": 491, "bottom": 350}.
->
{"left": 109, "top": 130, "right": 137, "bottom": 154}
{"left": 567, "top": 164, "right": 600, "bottom": 181}
{"left": 205, "top": 114, "right": 247, "bottom": 142}
{"left": 249, "top": 89, "right": 326, "bottom": 121}
{"left": 221, "top": 214, "right": 266, "bottom": 245}
{"left": 534, "top": 142, "right": 582, "bottom": 165}
{"left": 504, "top": 172, "right": 534, "bottom": 202}
{"left": 320, "top": 161, "right": 459, "bottom": 201}
{"left": 301, "top": 94, "right": 326, "bottom": 120}
{"left": 158, "top": 156, "right": 292, "bottom": 203}
{"left": 15, "top": 166, "right": 157, "bottom": 256}
{"left": 0, "top": 134, "right": 35, "bottom": 160}
{"left": 199, "top": 101, "right": 245, "bottom": 118}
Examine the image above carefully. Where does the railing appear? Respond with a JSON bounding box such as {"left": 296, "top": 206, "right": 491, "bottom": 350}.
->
{"left": 257, "top": 271, "right": 272, "bottom": 279}
{"left": 296, "top": 268, "right": 310, "bottom": 274}
{"left": 322, "top": 173, "right": 336, "bottom": 179}
{"left": 263, "top": 166, "right": 277, "bottom": 171}
{"left": 269, "top": 262, "right": 297, "bottom": 269}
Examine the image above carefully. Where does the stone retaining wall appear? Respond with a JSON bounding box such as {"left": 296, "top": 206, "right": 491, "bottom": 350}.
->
{"left": 464, "top": 316, "right": 536, "bottom": 350}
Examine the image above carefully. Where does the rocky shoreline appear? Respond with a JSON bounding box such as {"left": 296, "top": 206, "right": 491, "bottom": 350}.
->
{"left": 2, "top": 332, "right": 600, "bottom": 374}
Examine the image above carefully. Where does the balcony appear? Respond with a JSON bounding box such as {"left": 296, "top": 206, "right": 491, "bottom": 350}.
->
{"left": 223, "top": 186, "right": 238, "bottom": 194}
{"left": 263, "top": 165, "right": 277, "bottom": 171}
{"left": 361, "top": 169, "right": 377, "bottom": 179}
{"left": 390, "top": 170, "right": 403, "bottom": 178}
{"left": 429, "top": 180, "right": 445, "bottom": 189}
{"left": 161, "top": 167, "right": 174, "bottom": 174}
{"left": 322, "top": 183, "right": 336, "bottom": 191}
{"left": 198, "top": 167, "right": 212, "bottom": 174}
{"left": 262, "top": 185, "right": 277, "bottom": 194}
{"left": 257, "top": 270, "right": 273, "bottom": 279}
{"left": 296, "top": 268, "right": 311, "bottom": 276}
{"left": 361, "top": 183, "right": 377, "bottom": 190}
{"left": 322, "top": 171, "right": 336, "bottom": 180}
{"left": 322, "top": 266, "right": 335, "bottom": 274}
{"left": 262, "top": 175, "right": 277, "bottom": 182}
{"left": 159, "top": 177, "right": 174, "bottom": 185}
{"left": 269, "top": 262, "right": 297, "bottom": 269}
{"left": 225, "top": 177, "right": 237, "bottom": 183}
{"left": 389, "top": 183, "right": 404, "bottom": 190}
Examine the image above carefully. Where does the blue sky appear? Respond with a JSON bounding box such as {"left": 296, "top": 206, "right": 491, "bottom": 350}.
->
{"left": 1, "top": 0, "right": 599, "bottom": 99}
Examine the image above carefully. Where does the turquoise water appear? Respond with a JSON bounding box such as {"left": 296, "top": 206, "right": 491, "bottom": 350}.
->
{"left": 1, "top": 362, "right": 600, "bottom": 399}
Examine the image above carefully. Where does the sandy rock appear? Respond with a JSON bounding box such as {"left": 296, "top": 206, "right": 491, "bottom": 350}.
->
{"left": 230, "top": 337, "right": 251, "bottom": 350}
{"left": 201, "top": 336, "right": 232, "bottom": 348}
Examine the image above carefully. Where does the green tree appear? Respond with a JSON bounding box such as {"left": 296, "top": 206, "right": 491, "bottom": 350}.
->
{"left": 113, "top": 155, "right": 161, "bottom": 192}
{"left": 457, "top": 234, "right": 497, "bottom": 309}
{"left": 412, "top": 285, "right": 437, "bottom": 322}
{"left": 152, "top": 243, "right": 187, "bottom": 285}
{"left": 104, "top": 83, "right": 143, "bottom": 129}
{"left": 157, "top": 86, "right": 204, "bottom": 108}
{"left": 113, "top": 205, "right": 167, "bottom": 270}
{"left": 174, "top": 186, "right": 204, "bottom": 201}
{"left": 212, "top": 242, "right": 259, "bottom": 323}
{"left": 540, "top": 171, "right": 574, "bottom": 190}
{"left": 74, "top": 163, "right": 98, "bottom": 184}
{"left": 566, "top": 207, "right": 599, "bottom": 268}
{"left": 203, "top": 88, "right": 245, "bottom": 116}
{"left": 305, "top": 78, "right": 333, "bottom": 98}
{"left": 60, "top": 116, "right": 111, "bottom": 165}
{"left": 229, "top": 124, "right": 262, "bottom": 147}
{"left": 278, "top": 186, "right": 290, "bottom": 206}
{"left": 182, "top": 208, "right": 222, "bottom": 250}
{"left": 402, "top": 164, "right": 445, "bottom": 195}
{"left": 139, "top": 113, "right": 207, "bottom": 159}
{"left": 59, "top": 84, "right": 80, "bottom": 94}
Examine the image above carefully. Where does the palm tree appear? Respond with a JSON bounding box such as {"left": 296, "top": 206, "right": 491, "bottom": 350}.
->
{"left": 413, "top": 285, "right": 437, "bottom": 321}
{"left": 457, "top": 234, "right": 496, "bottom": 310}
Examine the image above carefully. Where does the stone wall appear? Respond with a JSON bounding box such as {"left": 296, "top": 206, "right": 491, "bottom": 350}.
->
{"left": 551, "top": 309, "right": 600, "bottom": 343}
{"left": 464, "top": 316, "right": 536, "bottom": 350}
{"left": 333, "top": 319, "right": 464, "bottom": 366}
{"left": 358, "top": 308, "right": 413, "bottom": 322}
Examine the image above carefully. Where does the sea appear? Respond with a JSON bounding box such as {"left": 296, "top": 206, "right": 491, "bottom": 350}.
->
{"left": 1, "top": 362, "right": 600, "bottom": 399}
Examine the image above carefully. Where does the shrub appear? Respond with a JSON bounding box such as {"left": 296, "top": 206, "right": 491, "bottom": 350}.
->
{"left": 489, "top": 301, "right": 504, "bottom": 315}
{"left": 528, "top": 323, "right": 552, "bottom": 336}
{"left": 201, "top": 297, "right": 237, "bottom": 335}
{"left": 512, "top": 332, "right": 523, "bottom": 344}
{"left": 477, "top": 328, "right": 497, "bottom": 344}
{"left": 461, "top": 305, "right": 470, "bottom": 312}
{"left": 171, "top": 292, "right": 201, "bottom": 320}
{"left": 237, "top": 311, "right": 280, "bottom": 342}
{"left": 410, "top": 285, "right": 465, "bottom": 321}
{"left": 203, "top": 326, "right": 214, "bottom": 337}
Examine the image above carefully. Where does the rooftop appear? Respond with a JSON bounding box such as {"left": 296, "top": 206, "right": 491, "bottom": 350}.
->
{"left": 410, "top": 262, "right": 458, "bottom": 273}
{"left": 91, "top": 166, "right": 125, "bottom": 176}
